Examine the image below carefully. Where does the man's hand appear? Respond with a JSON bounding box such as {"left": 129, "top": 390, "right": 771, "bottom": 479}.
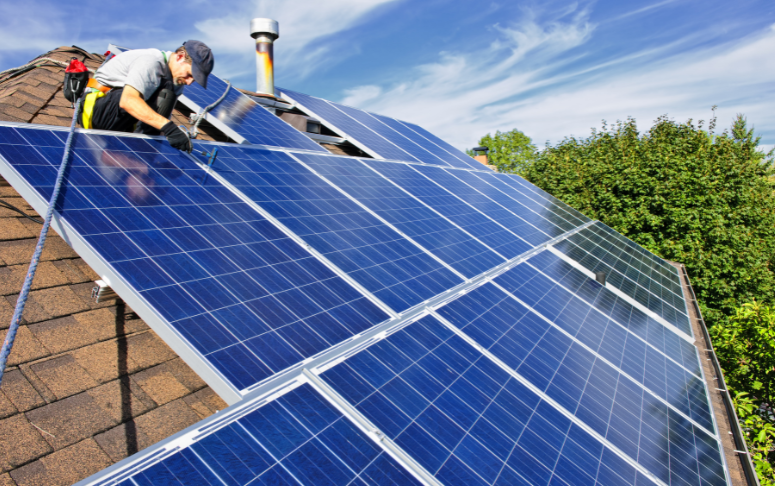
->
{"left": 161, "top": 121, "right": 193, "bottom": 152}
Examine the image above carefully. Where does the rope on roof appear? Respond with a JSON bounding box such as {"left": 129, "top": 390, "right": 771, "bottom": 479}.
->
{"left": 0, "top": 96, "right": 82, "bottom": 385}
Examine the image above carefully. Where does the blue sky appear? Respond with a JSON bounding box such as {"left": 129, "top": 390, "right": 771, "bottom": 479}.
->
{"left": 1, "top": 0, "right": 773, "bottom": 152}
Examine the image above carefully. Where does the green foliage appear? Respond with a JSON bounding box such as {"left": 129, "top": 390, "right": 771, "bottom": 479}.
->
{"left": 522, "top": 114, "right": 775, "bottom": 327}
{"left": 713, "top": 302, "right": 775, "bottom": 483}
{"left": 467, "top": 129, "right": 537, "bottom": 173}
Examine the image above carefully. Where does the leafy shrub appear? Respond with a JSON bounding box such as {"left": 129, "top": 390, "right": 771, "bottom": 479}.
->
{"left": 713, "top": 302, "right": 775, "bottom": 483}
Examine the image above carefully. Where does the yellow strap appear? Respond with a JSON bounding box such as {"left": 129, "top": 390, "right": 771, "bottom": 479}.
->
{"left": 81, "top": 90, "right": 105, "bottom": 129}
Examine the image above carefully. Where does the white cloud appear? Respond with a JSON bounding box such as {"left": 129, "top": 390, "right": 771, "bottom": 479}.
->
{"left": 339, "top": 13, "right": 775, "bottom": 151}
{"left": 194, "top": 0, "right": 399, "bottom": 80}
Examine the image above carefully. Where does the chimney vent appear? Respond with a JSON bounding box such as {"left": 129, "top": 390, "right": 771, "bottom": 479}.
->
{"left": 250, "top": 18, "right": 279, "bottom": 96}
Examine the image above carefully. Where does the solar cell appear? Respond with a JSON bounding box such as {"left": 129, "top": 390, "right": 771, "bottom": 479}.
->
{"left": 292, "top": 152, "right": 506, "bottom": 278}
{"left": 0, "top": 125, "right": 389, "bottom": 396}
{"left": 365, "top": 159, "right": 533, "bottom": 258}
{"left": 321, "top": 314, "right": 670, "bottom": 486}
{"left": 79, "top": 383, "right": 422, "bottom": 486}
{"left": 419, "top": 302, "right": 720, "bottom": 484}
{"left": 191, "top": 143, "right": 464, "bottom": 313}
{"left": 180, "top": 75, "right": 327, "bottom": 152}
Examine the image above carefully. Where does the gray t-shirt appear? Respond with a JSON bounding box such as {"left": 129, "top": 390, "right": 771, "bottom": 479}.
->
{"left": 94, "top": 49, "right": 185, "bottom": 100}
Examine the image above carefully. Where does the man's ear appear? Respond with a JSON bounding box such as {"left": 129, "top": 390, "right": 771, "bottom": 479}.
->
{"left": 174, "top": 51, "right": 187, "bottom": 64}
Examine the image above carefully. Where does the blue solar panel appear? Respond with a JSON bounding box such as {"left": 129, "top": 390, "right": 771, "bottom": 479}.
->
{"left": 467, "top": 170, "right": 582, "bottom": 232}
{"left": 367, "top": 111, "right": 477, "bottom": 170}
{"left": 590, "top": 223, "right": 685, "bottom": 298}
{"left": 442, "top": 277, "right": 713, "bottom": 433}
{"left": 181, "top": 75, "right": 326, "bottom": 152}
{"left": 322, "top": 314, "right": 664, "bottom": 486}
{"left": 413, "top": 165, "right": 569, "bottom": 246}
{"left": 554, "top": 227, "right": 692, "bottom": 335}
{"left": 365, "top": 160, "right": 532, "bottom": 258}
{"left": 292, "top": 152, "right": 505, "bottom": 278}
{"left": 396, "top": 119, "right": 486, "bottom": 169}
{"left": 526, "top": 250, "right": 701, "bottom": 374}
{"left": 87, "top": 383, "right": 422, "bottom": 486}
{"left": 191, "top": 143, "right": 464, "bottom": 312}
{"left": 277, "top": 88, "right": 419, "bottom": 162}
{"left": 0, "top": 126, "right": 389, "bottom": 392}
{"left": 429, "top": 287, "right": 723, "bottom": 485}
{"left": 495, "top": 172, "right": 592, "bottom": 225}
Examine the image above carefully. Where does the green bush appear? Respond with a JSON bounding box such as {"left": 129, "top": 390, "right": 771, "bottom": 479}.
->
{"left": 712, "top": 301, "right": 775, "bottom": 484}
{"left": 521, "top": 114, "right": 775, "bottom": 327}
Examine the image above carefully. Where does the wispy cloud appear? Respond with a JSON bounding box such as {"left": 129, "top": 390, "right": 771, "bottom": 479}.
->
{"left": 340, "top": 11, "right": 775, "bottom": 150}
{"left": 194, "top": 0, "right": 400, "bottom": 80}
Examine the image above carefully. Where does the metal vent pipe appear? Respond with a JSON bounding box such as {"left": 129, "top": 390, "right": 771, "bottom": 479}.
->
{"left": 250, "top": 18, "right": 279, "bottom": 96}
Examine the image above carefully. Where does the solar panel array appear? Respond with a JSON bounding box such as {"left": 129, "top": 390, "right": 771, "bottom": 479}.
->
{"left": 0, "top": 106, "right": 728, "bottom": 486}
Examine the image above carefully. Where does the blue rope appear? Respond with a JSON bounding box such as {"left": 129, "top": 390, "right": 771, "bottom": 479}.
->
{"left": 0, "top": 97, "right": 82, "bottom": 385}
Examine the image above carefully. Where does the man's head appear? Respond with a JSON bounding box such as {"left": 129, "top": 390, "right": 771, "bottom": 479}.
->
{"left": 170, "top": 40, "right": 214, "bottom": 88}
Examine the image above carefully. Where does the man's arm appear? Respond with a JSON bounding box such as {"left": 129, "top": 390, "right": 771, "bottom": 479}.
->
{"left": 118, "top": 85, "right": 191, "bottom": 152}
{"left": 118, "top": 85, "right": 170, "bottom": 130}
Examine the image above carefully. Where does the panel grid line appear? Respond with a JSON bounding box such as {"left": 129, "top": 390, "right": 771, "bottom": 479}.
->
{"left": 184, "top": 151, "right": 399, "bottom": 321}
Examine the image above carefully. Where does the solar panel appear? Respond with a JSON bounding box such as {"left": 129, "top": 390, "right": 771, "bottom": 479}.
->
{"left": 291, "top": 152, "right": 506, "bottom": 278}
{"left": 0, "top": 120, "right": 730, "bottom": 485}
{"left": 365, "top": 160, "right": 534, "bottom": 259}
{"left": 278, "top": 87, "right": 483, "bottom": 170}
{"left": 78, "top": 383, "right": 423, "bottom": 486}
{"left": 0, "top": 125, "right": 389, "bottom": 399}
{"left": 179, "top": 75, "right": 327, "bottom": 152}
{"left": 190, "top": 144, "right": 464, "bottom": 313}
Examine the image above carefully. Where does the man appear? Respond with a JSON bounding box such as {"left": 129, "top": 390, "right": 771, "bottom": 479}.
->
{"left": 79, "top": 40, "right": 214, "bottom": 152}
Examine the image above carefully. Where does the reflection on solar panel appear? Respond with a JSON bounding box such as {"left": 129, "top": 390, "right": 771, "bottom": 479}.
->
{"left": 179, "top": 75, "right": 327, "bottom": 152}
{"left": 278, "top": 87, "right": 483, "bottom": 170}
{"left": 553, "top": 223, "right": 692, "bottom": 335}
{"left": 0, "top": 122, "right": 729, "bottom": 486}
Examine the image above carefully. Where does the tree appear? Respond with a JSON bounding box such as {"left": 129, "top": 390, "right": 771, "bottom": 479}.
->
{"left": 467, "top": 129, "right": 537, "bottom": 174}
{"left": 522, "top": 114, "right": 775, "bottom": 328}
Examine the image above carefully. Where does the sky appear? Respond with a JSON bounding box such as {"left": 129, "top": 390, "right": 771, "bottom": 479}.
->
{"left": 1, "top": 0, "right": 774, "bottom": 153}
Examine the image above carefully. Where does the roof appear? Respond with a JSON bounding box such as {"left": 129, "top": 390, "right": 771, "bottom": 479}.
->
{"left": 0, "top": 47, "right": 227, "bottom": 486}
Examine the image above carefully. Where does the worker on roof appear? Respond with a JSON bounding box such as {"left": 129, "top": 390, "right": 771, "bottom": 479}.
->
{"left": 79, "top": 40, "right": 214, "bottom": 153}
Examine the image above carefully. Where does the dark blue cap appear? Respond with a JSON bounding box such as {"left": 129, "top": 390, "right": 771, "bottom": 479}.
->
{"left": 183, "top": 40, "right": 214, "bottom": 89}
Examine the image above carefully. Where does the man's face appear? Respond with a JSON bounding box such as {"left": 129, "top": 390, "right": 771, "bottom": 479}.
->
{"left": 170, "top": 52, "right": 195, "bottom": 86}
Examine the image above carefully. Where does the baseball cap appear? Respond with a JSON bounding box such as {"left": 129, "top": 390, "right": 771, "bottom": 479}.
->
{"left": 183, "top": 40, "right": 214, "bottom": 89}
